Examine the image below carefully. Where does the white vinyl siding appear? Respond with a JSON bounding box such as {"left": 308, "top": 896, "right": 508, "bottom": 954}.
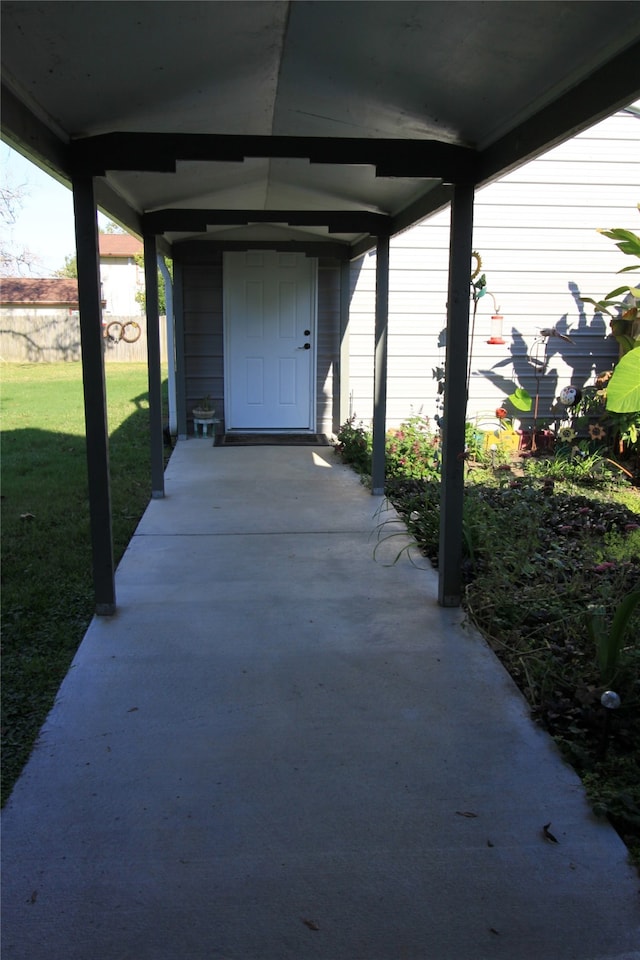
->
{"left": 347, "top": 104, "right": 640, "bottom": 431}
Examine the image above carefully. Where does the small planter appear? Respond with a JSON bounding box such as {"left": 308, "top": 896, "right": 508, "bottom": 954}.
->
{"left": 482, "top": 428, "right": 520, "bottom": 456}
{"left": 192, "top": 403, "right": 218, "bottom": 438}
{"left": 518, "top": 429, "right": 555, "bottom": 453}
{"left": 192, "top": 407, "right": 216, "bottom": 421}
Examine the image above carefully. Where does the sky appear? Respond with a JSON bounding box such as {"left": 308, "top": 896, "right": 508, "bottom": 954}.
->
{"left": 1, "top": 143, "right": 112, "bottom": 276}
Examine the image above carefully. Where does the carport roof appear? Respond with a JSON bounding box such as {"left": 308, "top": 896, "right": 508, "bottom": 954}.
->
{"left": 2, "top": 0, "right": 640, "bottom": 257}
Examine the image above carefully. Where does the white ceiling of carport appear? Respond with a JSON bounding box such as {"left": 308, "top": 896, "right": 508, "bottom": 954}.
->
{"left": 2, "top": 0, "right": 640, "bottom": 252}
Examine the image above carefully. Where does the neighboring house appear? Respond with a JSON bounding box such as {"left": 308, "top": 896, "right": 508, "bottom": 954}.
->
{"left": 0, "top": 236, "right": 146, "bottom": 361}
{"left": 0, "top": 234, "right": 143, "bottom": 321}
{"left": 98, "top": 234, "right": 144, "bottom": 316}
{"left": 0, "top": 278, "right": 86, "bottom": 362}
{"left": 0, "top": 275, "right": 161, "bottom": 363}
{"left": 0, "top": 277, "right": 80, "bottom": 319}
{"left": 347, "top": 104, "right": 640, "bottom": 431}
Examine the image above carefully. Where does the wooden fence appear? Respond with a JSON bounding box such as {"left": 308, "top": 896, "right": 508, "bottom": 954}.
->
{"left": 0, "top": 313, "right": 168, "bottom": 363}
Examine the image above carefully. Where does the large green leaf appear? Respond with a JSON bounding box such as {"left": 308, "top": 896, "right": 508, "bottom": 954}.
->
{"left": 606, "top": 349, "right": 640, "bottom": 413}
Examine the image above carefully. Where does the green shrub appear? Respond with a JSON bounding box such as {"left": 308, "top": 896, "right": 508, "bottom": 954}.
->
{"left": 385, "top": 415, "right": 440, "bottom": 480}
{"left": 335, "top": 417, "right": 372, "bottom": 476}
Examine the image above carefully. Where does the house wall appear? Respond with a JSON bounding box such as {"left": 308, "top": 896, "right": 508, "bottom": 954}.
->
{"left": 100, "top": 255, "right": 145, "bottom": 316}
{"left": 347, "top": 105, "right": 640, "bottom": 432}
{"left": 180, "top": 253, "right": 340, "bottom": 435}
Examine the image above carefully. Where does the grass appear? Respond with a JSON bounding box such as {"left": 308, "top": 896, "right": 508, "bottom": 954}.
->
{"left": 1, "top": 362, "right": 166, "bottom": 804}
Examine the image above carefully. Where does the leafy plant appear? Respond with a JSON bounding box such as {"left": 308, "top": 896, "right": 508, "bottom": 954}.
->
{"left": 581, "top": 207, "right": 640, "bottom": 356}
{"left": 335, "top": 417, "right": 372, "bottom": 476}
{"left": 580, "top": 209, "right": 640, "bottom": 445}
{"left": 606, "top": 350, "right": 640, "bottom": 414}
{"left": 586, "top": 588, "right": 640, "bottom": 685}
{"left": 521, "top": 443, "right": 617, "bottom": 487}
{"left": 385, "top": 416, "right": 440, "bottom": 480}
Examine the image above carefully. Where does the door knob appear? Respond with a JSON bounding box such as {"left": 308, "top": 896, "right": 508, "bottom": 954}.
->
{"left": 303, "top": 342, "right": 310, "bottom": 349}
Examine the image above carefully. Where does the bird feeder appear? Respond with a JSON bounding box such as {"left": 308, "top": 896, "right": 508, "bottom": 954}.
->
{"left": 487, "top": 314, "right": 505, "bottom": 345}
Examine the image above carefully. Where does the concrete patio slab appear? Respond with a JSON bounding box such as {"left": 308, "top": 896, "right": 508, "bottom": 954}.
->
{"left": 2, "top": 440, "right": 639, "bottom": 960}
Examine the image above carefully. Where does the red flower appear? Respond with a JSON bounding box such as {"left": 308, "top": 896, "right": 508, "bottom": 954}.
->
{"left": 496, "top": 407, "right": 508, "bottom": 419}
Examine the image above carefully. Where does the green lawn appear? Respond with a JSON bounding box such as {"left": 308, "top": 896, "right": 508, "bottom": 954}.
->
{"left": 1, "top": 362, "right": 166, "bottom": 803}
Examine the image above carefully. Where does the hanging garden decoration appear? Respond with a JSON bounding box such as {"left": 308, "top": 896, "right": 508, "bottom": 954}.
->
{"left": 559, "top": 385, "right": 582, "bottom": 407}
{"left": 466, "top": 251, "right": 507, "bottom": 397}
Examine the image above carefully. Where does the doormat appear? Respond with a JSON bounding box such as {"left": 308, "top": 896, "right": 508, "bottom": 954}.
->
{"left": 216, "top": 433, "right": 331, "bottom": 446}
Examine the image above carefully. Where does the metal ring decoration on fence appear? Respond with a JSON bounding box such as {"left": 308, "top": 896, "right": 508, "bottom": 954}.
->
{"left": 104, "top": 320, "right": 142, "bottom": 344}
{"left": 121, "top": 320, "right": 142, "bottom": 343}
{"left": 105, "top": 320, "right": 123, "bottom": 342}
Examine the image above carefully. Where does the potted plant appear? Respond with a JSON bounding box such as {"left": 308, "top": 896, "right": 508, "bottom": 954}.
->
{"left": 192, "top": 395, "right": 216, "bottom": 420}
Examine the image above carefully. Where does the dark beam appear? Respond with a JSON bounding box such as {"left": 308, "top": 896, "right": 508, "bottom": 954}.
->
{"left": 390, "top": 183, "right": 455, "bottom": 238}
{"left": 94, "top": 180, "right": 144, "bottom": 240}
{"left": 349, "top": 235, "right": 380, "bottom": 260}
{"left": 477, "top": 39, "right": 640, "bottom": 187}
{"left": 352, "top": 183, "right": 456, "bottom": 262}
{"left": 143, "top": 208, "right": 390, "bottom": 235}
{"left": 70, "top": 133, "right": 476, "bottom": 181}
{"left": 171, "top": 240, "right": 350, "bottom": 263}
{"left": 1, "top": 83, "right": 69, "bottom": 181}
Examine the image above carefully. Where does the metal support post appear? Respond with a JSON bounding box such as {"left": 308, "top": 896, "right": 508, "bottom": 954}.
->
{"left": 338, "top": 259, "right": 351, "bottom": 429}
{"left": 173, "top": 261, "right": 188, "bottom": 440}
{"left": 72, "top": 175, "right": 116, "bottom": 615}
{"left": 371, "top": 234, "right": 390, "bottom": 495}
{"left": 438, "top": 183, "right": 475, "bottom": 607}
{"left": 144, "top": 234, "right": 165, "bottom": 498}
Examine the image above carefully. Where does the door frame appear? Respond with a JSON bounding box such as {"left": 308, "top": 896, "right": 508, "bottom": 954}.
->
{"left": 223, "top": 251, "right": 318, "bottom": 432}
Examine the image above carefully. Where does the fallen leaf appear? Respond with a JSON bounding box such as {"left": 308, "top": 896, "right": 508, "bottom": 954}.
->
{"left": 542, "top": 822, "right": 559, "bottom": 844}
{"left": 127, "top": 707, "right": 139, "bottom": 713}
{"left": 28, "top": 890, "right": 38, "bottom": 904}
{"left": 302, "top": 918, "right": 320, "bottom": 931}
{"left": 456, "top": 810, "right": 478, "bottom": 818}
{"left": 489, "top": 927, "right": 499, "bottom": 935}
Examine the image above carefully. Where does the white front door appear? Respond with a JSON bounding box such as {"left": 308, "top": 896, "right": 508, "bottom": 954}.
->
{"left": 224, "top": 251, "right": 317, "bottom": 430}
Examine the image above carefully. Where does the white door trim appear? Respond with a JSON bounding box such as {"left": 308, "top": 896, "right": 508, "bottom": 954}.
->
{"left": 223, "top": 251, "right": 317, "bottom": 431}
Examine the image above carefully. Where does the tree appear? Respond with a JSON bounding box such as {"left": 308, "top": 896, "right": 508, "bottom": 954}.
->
{"left": 134, "top": 253, "right": 171, "bottom": 314}
{"left": 99, "top": 220, "right": 126, "bottom": 235}
{"left": 54, "top": 254, "right": 78, "bottom": 278}
{"left": 0, "top": 173, "right": 43, "bottom": 276}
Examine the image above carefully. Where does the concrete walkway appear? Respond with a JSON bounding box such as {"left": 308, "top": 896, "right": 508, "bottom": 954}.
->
{"left": 2, "top": 440, "right": 639, "bottom": 960}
